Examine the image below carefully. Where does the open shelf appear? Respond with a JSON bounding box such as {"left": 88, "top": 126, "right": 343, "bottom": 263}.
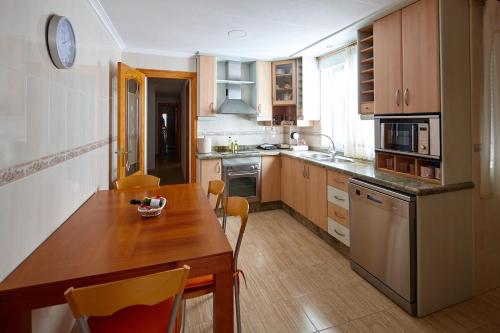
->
{"left": 358, "top": 25, "right": 375, "bottom": 114}
{"left": 376, "top": 152, "right": 442, "bottom": 183}
{"left": 360, "top": 35, "right": 373, "bottom": 43}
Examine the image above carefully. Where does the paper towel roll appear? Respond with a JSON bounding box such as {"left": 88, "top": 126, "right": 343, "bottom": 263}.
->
{"left": 197, "top": 137, "right": 212, "bottom": 153}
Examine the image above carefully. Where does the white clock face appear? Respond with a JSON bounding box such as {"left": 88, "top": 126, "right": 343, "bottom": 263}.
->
{"left": 56, "top": 17, "right": 76, "bottom": 68}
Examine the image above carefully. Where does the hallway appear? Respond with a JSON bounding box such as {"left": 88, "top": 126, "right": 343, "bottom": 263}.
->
{"left": 149, "top": 151, "right": 186, "bottom": 185}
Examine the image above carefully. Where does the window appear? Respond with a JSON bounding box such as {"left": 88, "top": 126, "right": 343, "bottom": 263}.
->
{"left": 320, "top": 45, "right": 374, "bottom": 160}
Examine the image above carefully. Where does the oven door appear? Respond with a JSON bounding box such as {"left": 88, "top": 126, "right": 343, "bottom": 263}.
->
{"left": 383, "top": 123, "right": 418, "bottom": 153}
{"left": 224, "top": 171, "right": 261, "bottom": 203}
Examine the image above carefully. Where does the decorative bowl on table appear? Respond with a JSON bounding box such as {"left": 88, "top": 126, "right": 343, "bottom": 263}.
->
{"left": 137, "top": 197, "right": 167, "bottom": 218}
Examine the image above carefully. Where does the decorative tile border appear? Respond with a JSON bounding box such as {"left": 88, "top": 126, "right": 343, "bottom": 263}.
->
{"left": 199, "top": 128, "right": 285, "bottom": 137}
{"left": 0, "top": 137, "right": 117, "bottom": 187}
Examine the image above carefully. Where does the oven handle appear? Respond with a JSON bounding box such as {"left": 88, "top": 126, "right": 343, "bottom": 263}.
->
{"left": 227, "top": 171, "right": 260, "bottom": 177}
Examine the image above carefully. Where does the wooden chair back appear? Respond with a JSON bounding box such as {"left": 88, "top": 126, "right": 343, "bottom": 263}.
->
{"left": 207, "top": 180, "right": 225, "bottom": 210}
{"left": 224, "top": 197, "right": 249, "bottom": 270}
{"left": 115, "top": 174, "right": 160, "bottom": 190}
{"left": 64, "top": 266, "right": 190, "bottom": 333}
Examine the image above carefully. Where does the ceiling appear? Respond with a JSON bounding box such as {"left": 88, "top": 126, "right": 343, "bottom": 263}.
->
{"left": 97, "top": 0, "right": 400, "bottom": 59}
{"left": 149, "top": 78, "right": 186, "bottom": 98}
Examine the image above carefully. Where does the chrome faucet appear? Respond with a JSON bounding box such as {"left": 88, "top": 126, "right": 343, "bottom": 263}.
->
{"left": 318, "top": 134, "right": 336, "bottom": 158}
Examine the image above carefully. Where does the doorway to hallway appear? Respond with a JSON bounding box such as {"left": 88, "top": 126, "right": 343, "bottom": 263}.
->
{"left": 147, "top": 78, "right": 189, "bottom": 185}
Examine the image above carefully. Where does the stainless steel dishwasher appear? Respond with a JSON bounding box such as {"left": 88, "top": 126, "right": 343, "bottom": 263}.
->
{"left": 349, "top": 179, "right": 417, "bottom": 315}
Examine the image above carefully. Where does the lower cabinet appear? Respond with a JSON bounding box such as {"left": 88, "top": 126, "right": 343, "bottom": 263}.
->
{"left": 327, "top": 169, "right": 352, "bottom": 246}
{"left": 261, "top": 155, "right": 281, "bottom": 202}
{"left": 281, "top": 156, "right": 327, "bottom": 230}
{"left": 196, "top": 158, "right": 222, "bottom": 208}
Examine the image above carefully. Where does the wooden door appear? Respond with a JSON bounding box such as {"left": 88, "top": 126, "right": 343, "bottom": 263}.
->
{"left": 197, "top": 159, "right": 222, "bottom": 208}
{"left": 402, "top": 0, "right": 440, "bottom": 114}
{"left": 197, "top": 55, "right": 216, "bottom": 116}
{"left": 280, "top": 156, "right": 293, "bottom": 207}
{"left": 117, "top": 62, "right": 146, "bottom": 180}
{"left": 256, "top": 61, "right": 272, "bottom": 121}
{"left": 261, "top": 156, "right": 281, "bottom": 202}
{"left": 374, "top": 11, "right": 403, "bottom": 114}
{"left": 306, "top": 163, "right": 327, "bottom": 230}
{"left": 291, "top": 158, "right": 307, "bottom": 216}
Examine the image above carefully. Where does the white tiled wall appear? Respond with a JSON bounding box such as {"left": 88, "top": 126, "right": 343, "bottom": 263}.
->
{"left": 0, "top": 0, "right": 121, "bottom": 332}
{"left": 197, "top": 115, "right": 285, "bottom": 147}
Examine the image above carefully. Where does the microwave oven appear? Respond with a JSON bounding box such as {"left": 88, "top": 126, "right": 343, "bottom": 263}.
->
{"left": 375, "top": 115, "right": 441, "bottom": 159}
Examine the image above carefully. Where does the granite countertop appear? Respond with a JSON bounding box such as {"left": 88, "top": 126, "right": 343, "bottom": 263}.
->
{"left": 196, "top": 150, "right": 474, "bottom": 196}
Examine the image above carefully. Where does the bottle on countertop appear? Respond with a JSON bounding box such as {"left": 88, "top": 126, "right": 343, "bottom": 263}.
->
{"left": 234, "top": 140, "right": 239, "bottom": 153}
{"left": 130, "top": 197, "right": 162, "bottom": 208}
{"left": 228, "top": 136, "right": 233, "bottom": 153}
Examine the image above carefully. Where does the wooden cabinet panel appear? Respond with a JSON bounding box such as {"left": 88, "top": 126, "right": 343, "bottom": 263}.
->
{"left": 327, "top": 169, "right": 352, "bottom": 192}
{"left": 402, "top": 0, "right": 440, "bottom": 114}
{"left": 280, "top": 156, "right": 294, "bottom": 207}
{"left": 292, "top": 159, "right": 307, "bottom": 216}
{"left": 197, "top": 55, "right": 216, "bottom": 117}
{"left": 374, "top": 10, "right": 403, "bottom": 115}
{"left": 197, "top": 159, "right": 221, "bottom": 207}
{"left": 261, "top": 156, "right": 281, "bottom": 202}
{"left": 255, "top": 61, "right": 273, "bottom": 121}
{"left": 305, "top": 163, "right": 327, "bottom": 230}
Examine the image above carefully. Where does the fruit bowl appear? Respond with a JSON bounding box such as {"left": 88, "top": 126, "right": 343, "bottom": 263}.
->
{"left": 137, "top": 197, "right": 167, "bottom": 218}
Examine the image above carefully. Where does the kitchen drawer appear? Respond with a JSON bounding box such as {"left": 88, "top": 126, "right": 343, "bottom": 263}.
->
{"left": 327, "top": 185, "right": 349, "bottom": 210}
{"left": 327, "top": 170, "right": 351, "bottom": 192}
{"left": 328, "top": 202, "right": 349, "bottom": 228}
{"left": 328, "top": 218, "right": 350, "bottom": 247}
{"left": 360, "top": 101, "right": 374, "bottom": 115}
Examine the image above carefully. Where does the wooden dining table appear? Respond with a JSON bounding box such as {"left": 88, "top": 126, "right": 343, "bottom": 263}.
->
{"left": 0, "top": 183, "right": 234, "bottom": 332}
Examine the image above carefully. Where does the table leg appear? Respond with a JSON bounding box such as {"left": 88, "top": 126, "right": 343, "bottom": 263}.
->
{"left": 213, "top": 270, "right": 234, "bottom": 332}
{"left": 0, "top": 309, "right": 31, "bottom": 333}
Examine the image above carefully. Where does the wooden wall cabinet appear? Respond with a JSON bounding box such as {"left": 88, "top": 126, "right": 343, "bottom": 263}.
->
{"left": 272, "top": 60, "right": 296, "bottom": 105}
{"left": 197, "top": 55, "right": 216, "bottom": 117}
{"left": 374, "top": 0, "right": 440, "bottom": 115}
{"left": 358, "top": 26, "right": 375, "bottom": 115}
{"left": 261, "top": 155, "right": 281, "bottom": 202}
{"left": 251, "top": 61, "right": 273, "bottom": 122}
{"left": 196, "top": 158, "right": 221, "bottom": 207}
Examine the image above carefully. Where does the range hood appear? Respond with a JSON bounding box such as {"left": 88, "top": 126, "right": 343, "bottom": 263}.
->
{"left": 217, "top": 61, "right": 257, "bottom": 115}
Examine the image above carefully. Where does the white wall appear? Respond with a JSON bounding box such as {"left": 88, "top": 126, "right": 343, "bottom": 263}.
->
{"left": 122, "top": 51, "right": 196, "bottom": 72}
{"left": 0, "top": 0, "right": 121, "bottom": 332}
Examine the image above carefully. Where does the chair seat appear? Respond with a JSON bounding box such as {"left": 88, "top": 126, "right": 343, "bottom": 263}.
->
{"left": 185, "top": 274, "right": 214, "bottom": 289}
{"left": 87, "top": 299, "right": 175, "bottom": 333}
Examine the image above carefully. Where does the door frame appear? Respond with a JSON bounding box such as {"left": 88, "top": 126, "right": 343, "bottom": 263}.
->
{"left": 138, "top": 68, "right": 197, "bottom": 183}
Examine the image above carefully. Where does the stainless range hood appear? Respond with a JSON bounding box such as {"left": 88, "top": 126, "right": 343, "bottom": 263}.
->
{"left": 217, "top": 61, "right": 257, "bottom": 115}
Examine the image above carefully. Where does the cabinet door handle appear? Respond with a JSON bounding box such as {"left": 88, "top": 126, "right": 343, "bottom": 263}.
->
{"left": 302, "top": 165, "right": 305, "bottom": 178}
{"left": 404, "top": 88, "right": 409, "bottom": 106}
{"left": 333, "top": 195, "right": 345, "bottom": 202}
{"left": 210, "top": 102, "right": 215, "bottom": 113}
{"left": 395, "top": 89, "right": 401, "bottom": 106}
{"left": 216, "top": 162, "right": 221, "bottom": 173}
{"left": 334, "top": 229, "right": 346, "bottom": 237}
{"left": 334, "top": 178, "right": 344, "bottom": 184}
{"left": 257, "top": 104, "right": 261, "bottom": 114}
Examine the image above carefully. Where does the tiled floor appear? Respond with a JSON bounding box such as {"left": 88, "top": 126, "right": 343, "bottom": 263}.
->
{"left": 184, "top": 209, "right": 500, "bottom": 333}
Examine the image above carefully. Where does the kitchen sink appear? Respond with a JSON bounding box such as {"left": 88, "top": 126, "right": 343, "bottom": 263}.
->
{"left": 300, "top": 152, "right": 354, "bottom": 163}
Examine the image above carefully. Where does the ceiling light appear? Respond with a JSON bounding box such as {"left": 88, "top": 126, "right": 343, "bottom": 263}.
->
{"left": 228, "top": 29, "right": 247, "bottom": 39}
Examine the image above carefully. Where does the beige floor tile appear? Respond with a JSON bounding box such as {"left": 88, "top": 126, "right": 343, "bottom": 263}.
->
{"left": 183, "top": 210, "right": 500, "bottom": 333}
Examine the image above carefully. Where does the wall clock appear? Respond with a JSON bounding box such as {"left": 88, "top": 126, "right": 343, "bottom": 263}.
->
{"left": 47, "top": 15, "right": 76, "bottom": 69}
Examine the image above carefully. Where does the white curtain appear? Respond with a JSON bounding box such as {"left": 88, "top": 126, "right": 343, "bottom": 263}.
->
{"left": 481, "top": 0, "right": 500, "bottom": 197}
{"left": 320, "top": 45, "right": 374, "bottom": 160}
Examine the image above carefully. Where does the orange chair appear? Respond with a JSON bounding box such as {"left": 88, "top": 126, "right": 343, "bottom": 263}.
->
{"left": 65, "top": 266, "right": 190, "bottom": 333}
{"left": 181, "top": 197, "right": 249, "bottom": 333}
{"left": 207, "top": 180, "right": 225, "bottom": 211}
{"left": 115, "top": 174, "right": 160, "bottom": 191}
